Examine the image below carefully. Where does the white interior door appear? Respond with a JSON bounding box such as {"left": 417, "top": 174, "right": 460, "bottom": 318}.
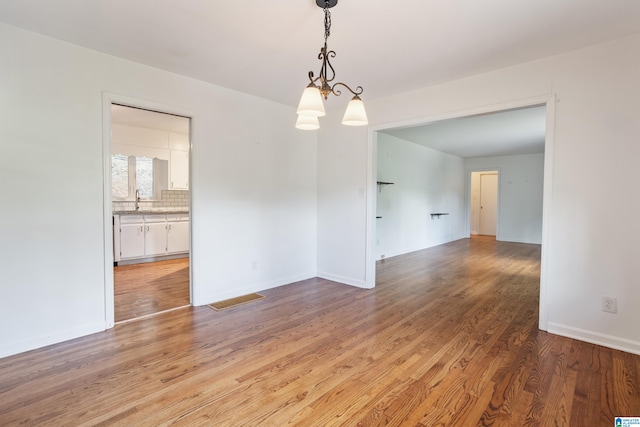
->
{"left": 479, "top": 173, "right": 498, "bottom": 236}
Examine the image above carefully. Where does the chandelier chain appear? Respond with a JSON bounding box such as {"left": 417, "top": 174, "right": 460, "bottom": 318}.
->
{"left": 306, "top": 0, "right": 364, "bottom": 99}
{"left": 324, "top": 3, "right": 331, "bottom": 42}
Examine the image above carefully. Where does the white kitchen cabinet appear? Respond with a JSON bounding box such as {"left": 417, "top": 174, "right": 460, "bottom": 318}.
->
{"left": 118, "top": 216, "right": 145, "bottom": 259}
{"left": 144, "top": 215, "right": 167, "bottom": 256}
{"left": 115, "top": 214, "right": 189, "bottom": 263}
{"left": 113, "top": 123, "right": 169, "bottom": 149}
{"left": 167, "top": 215, "right": 189, "bottom": 253}
{"left": 170, "top": 149, "right": 189, "bottom": 190}
{"left": 169, "top": 132, "right": 189, "bottom": 151}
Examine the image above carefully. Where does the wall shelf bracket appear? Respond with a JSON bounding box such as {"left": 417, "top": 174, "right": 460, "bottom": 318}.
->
{"left": 430, "top": 213, "right": 449, "bottom": 219}
{"left": 376, "top": 181, "right": 394, "bottom": 193}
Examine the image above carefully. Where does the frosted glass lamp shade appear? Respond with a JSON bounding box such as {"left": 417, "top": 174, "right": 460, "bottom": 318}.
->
{"left": 342, "top": 96, "right": 368, "bottom": 126}
{"left": 296, "top": 84, "right": 326, "bottom": 117}
{"left": 295, "top": 114, "right": 320, "bottom": 130}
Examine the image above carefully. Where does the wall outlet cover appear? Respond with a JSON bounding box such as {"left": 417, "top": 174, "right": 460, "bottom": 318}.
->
{"left": 602, "top": 296, "right": 617, "bottom": 314}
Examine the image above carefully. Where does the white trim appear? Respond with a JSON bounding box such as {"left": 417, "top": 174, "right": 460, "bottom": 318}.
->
{"left": 538, "top": 95, "right": 556, "bottom": 332}
{"left": 102, "top": 95, "right": 115, "bottom": 328}
{"left": 101, "top": 92, "right": 195, "bottom": 329}
{"left": 195, "top": 273, "right": 317, "bottom": 306}
{"left": 364, "top": 129, "right": 377, "bottom": 288}
{"left": 366, "top": 94, "right": 556, "bottom": 332}
{"left": 371, "top": 95, "right": 555, "bottom": 134}
{"left": 115, "top": 253, "right": 189, "bottom": 266}
{"left": 495, "top": 237, "right": 542, "bottom": 245}
{"left": 465, "top": 168, "right": 501, "bottom": 238}
{"left": 115, "top": 305, "right": 191, "bottom": 325}
{"left": 547, "top": 322, "right": 640, "bottom": 356}
{"left": 0, "top": 322, "right": 105, "bottom": 359}
{"left": 317, "top": 272, "right": 371, "bottom": 289}
{"left": 374, "top": 236, "right": 467, "bottom": 261}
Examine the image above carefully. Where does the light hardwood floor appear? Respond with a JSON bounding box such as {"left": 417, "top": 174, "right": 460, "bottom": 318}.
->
{"left": 114, "top": 258, "right": 190, "bottom": 322}
{"left": 1, "top": 237, "right": 639, "bottom": 426}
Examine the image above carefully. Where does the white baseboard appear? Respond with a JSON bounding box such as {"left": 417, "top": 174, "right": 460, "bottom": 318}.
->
{"left": 116, "top": 252, "right": 188, "bottom": 266}
{"left": 378, "top": 235, "right": 468, "bottom": 261}
{"left": 547, "top": 322, "right": 640, "bottom": 356}
{"left": 497, "top": 236, "right": 542, "bottom": 245}
{"left": 0, "top": 322, "right": 106, "bottom": 359}
{"left": 316, "top": 272, "right": 370, "bottom": 289}
{"left": 194, "top": 272, "right": 317, "bottom": 306}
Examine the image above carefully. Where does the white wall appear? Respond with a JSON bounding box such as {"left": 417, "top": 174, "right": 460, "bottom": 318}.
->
{"left": 317, "top": 33, "right": 640, "bottom": 354}
{"left": 0, "top": 22, "right": 317, "bottom": 358}
{"left": 466, "top": 154, "right": 544, "bottom": 244}
{"left": 316, "top": 121, "right": 369, "bottom": 287}
{"left": 376, "top": 133, "right": 466, "bottom": 260}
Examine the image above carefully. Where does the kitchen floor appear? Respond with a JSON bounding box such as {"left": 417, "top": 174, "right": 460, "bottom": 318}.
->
{"left": 114, "top": 257, "right": 190, "bottom": 322}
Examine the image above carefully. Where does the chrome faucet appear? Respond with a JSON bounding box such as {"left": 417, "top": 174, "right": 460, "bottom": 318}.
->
{"left": 135, "top": 189, "right": 140, "bottom": 211}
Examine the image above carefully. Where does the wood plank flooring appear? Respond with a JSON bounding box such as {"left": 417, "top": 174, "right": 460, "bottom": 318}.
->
{"left": 2, "top": 237, "right": 640, "bottom": 426}
{"left": 114, "top": 258, "right": 190, "bottom": 322}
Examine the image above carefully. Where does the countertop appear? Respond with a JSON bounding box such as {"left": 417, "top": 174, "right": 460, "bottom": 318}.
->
{"left": 113, "top": 211, "right": 189, "bottom": 215}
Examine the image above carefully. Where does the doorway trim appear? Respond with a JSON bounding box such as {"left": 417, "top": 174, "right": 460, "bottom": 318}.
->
{"left": 367, "top": 94, "right": 555, "bottom": 331}
{"left": 467, "top": 169, "right": 500, "bottom": 237}
{"left": 101, "top": 92, "right": 194, "bottom": 329}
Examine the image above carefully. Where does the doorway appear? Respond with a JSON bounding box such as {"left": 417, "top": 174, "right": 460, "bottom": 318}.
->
{"left": 470, "top": 171, "right": 498, "bottom": 237}
{"left": 107, "top": 102, "right": 192, "bottom": 323}
{"left": 368, "top": 97, "right": 555, "bottom": 331}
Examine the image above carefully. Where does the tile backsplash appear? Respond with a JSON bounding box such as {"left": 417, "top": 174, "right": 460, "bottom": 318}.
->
{"left": 113, "top": 190, "right": 189, "bottom": 212}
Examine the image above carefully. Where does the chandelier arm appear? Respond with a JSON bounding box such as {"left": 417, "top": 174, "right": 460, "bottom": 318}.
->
{"left": 307, "top": 71, "right": 321, "bottom": 85}
{"left": 320, "top": 49, "right": 337, "bottom": 84}
{"left": 330, "top": 82, "right": 364, "bottom": 97}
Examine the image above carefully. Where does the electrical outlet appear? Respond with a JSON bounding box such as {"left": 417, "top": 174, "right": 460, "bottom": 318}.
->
{"left": 602, "top": 296, "right": 617, "bottom": 314}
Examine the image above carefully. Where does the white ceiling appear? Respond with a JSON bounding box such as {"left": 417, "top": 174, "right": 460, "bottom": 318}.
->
{"left": 1, "top": 0, "right": 640, "bottom": 108}
{"left": 1, "top": 1, "right": 638, "bottom": 156}
{"left": 380, "top": 105, "right": 547, "bottom": 158}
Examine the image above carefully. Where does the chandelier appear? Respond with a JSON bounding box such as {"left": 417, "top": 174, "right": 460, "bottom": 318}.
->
{"left": 296, "top": 0, "right": 368, "bottom": 130}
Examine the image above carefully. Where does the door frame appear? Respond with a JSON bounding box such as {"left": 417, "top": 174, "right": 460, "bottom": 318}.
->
{"left": 367, "top": 94, "right": 556, "bottom": 331}
{"left": 101, "top": 92, "right": 194, "bottom": 329}
{"left": 468, "top": 169, "right": 500, "bottom": 237}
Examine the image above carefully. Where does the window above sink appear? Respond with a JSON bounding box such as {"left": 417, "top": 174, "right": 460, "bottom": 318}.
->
{"left": 111, "top": 154, "right": 168, "bottom": 201}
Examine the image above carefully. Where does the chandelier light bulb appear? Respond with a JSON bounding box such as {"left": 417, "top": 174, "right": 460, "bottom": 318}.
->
{"left": 295, "top": 114, "right": 320, "bottom": 130}
{"left": 342, "top": 96, "right": 368, "bottom": 126}
{"left": 296, "top": 84, "right": 326, "bottom": 117}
